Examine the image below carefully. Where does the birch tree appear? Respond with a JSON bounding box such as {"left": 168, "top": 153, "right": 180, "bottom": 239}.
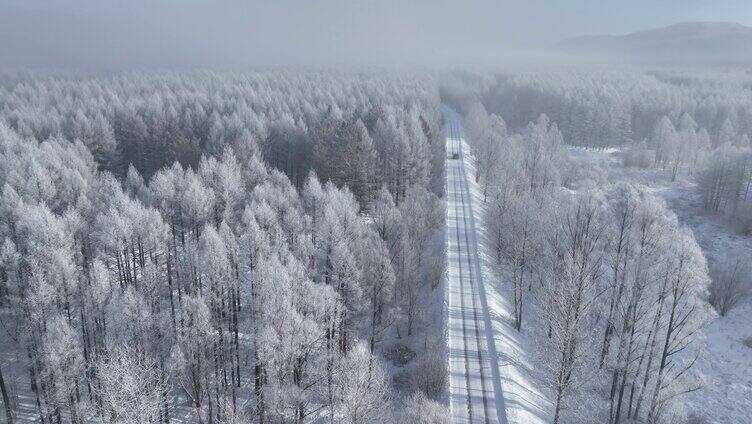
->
{"left": 542, "top": 192, "right": 607, "bottom": 424}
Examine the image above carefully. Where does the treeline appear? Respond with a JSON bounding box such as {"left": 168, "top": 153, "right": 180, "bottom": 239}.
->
{"left": 0, "top": 71, "right": 448, "bottom": 424}
{"left": 0, "top": 71, "right": 443, "bottom": 204}
{"left": 443, "top": 69, "right": 752, "bottom": 149}
{"left": 620, "top": 111, "right": 752, "bottom": 234}
{"left": 462, "top": 102, "right": 711, "bottom": 424}
{"left": 698, "top": 144, "right": 752, "bottom": 232}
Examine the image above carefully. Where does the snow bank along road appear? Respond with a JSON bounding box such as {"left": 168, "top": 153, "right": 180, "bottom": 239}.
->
{"left": 444, "top": 106, "right": 508, "bottom": 424}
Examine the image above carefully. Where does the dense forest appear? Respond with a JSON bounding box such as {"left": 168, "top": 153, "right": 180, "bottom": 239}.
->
{"left": 0, "top": 71, "right": 448, "bottom": 424}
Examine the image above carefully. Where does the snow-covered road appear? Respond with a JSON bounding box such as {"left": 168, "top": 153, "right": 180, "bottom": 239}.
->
{"left": 444, "top": 107, "right": 508, "bottom": 424}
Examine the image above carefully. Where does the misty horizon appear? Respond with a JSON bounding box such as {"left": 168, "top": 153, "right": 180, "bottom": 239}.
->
{"left": 1, "top": 0, "right": 752, "bottom": 69}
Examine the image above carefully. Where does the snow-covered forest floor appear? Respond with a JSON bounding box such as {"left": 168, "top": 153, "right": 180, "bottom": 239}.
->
{"left": 578, "top": 146, "right": 752, "bottom": 423}
{"left": 0, "top": 335, "right": 38, "bottom": 423}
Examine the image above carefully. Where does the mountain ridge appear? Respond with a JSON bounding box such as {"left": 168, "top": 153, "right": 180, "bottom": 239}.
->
{"left": 556, "top": 22, "right": 752, "bottom": 65}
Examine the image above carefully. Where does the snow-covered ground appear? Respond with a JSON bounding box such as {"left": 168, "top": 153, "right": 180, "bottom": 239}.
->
{"left": 598, "top": 148, "right": 752, "bottom": 424}
{"left": 444, "top": 107, "right": 553, "bottom": 424}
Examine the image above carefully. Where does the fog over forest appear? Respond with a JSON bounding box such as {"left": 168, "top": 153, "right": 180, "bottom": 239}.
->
{"left": 1, "top": 2, "right": 751, "bottom": 424}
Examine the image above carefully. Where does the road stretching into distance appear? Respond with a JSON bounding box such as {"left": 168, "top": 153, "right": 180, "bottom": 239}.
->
{"left": 444, "top": 107, "right": 508, "bottom": 424}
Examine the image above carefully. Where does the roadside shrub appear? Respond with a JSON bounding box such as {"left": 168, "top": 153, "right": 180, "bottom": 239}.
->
{"left": 399, "top": 392, "right": 450, "bottom": 424}
{"left": 411, "top": 347, "right": 447, "bottom": 400}
{"left": 687, "top": 413, "right": 711, "bottom": 424}
{"left": 708, "top": 255, "right": 752, "bottom": 316}
{"left": 622, "top": 140, "right": 654, "bottom": 168}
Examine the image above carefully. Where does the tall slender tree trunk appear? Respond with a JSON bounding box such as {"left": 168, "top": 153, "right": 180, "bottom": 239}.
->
{"left": 166, "top": 251, "right": 177, "bottom": 331}
{"left": 601, "top": 252, "right": 627, "bottom": 367}
{"left": 612, "top": 308, "right": 637, "bottom": 424}
{"left": 552, "top": 378, "right": 564, "bottom": 424}
{"left": 232, "top": 288, "right": 240, "bottom": 388}
{"left": 0, "top": 364, "right": 14, "bottom": 424}
{"left": 634, "top": 288, "right": 666, "bottom": 418}
{"left": 161, "top": 361, "right": 170, "bottom": 424}
{"left": 648, "top": 280, "right": 680, "bottom": 423}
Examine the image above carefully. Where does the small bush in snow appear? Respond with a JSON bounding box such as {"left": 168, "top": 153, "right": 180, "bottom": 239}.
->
{"left": 708, "top": 255, "right": 751, "bottom": 316}
{"left": 384, "top": 343, "right": 416, "bottom": 367}
{"left": 687, "top": 413, "right": 711, "bottom": 424}
{"left": 622, "top": 140, "right": 654, "bottom": 168}
{"left": 412, "top": 347, "right": 448, "bottom": 400}
{"left": 743, "top": 337, "right": 752, "bottom": 349}
{"left": 399, "top": 392, "right": 450, "bottom": 424}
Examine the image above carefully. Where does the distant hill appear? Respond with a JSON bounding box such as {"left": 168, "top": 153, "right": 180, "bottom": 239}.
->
{"left": 556, "top": 22, "right": 752, "bottom": 65}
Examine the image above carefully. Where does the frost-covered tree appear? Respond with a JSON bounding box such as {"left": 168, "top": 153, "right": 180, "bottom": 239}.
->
{"left": 541, "top": 192, "right": 607, "bottom": 424}
{"left": 645, "top": 228, "right": 709, "bottom": 423}
{"left": 393, "top": 185, "right": 444, "bottom": 337}
{"left": 40, "top": 315, "right": 85, "bottom": 424}
{"left": 651, "top": 116, "right": 677, "bottom": 169}
{"left": 496, "top": 191, "right": 544, "bottom": 331}
{"left": 331, "top": 343, "right": 391, "bottom": 424}
{"left": 95, "top": 346, "right": 167, "bottom": 424}
{"left": 169, "top": 295, "right": 215, "bottom": 423}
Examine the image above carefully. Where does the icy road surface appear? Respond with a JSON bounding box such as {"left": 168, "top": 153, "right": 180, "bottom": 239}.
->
{"left": 444, "top": 107, "right": 508, "bottom": 424}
